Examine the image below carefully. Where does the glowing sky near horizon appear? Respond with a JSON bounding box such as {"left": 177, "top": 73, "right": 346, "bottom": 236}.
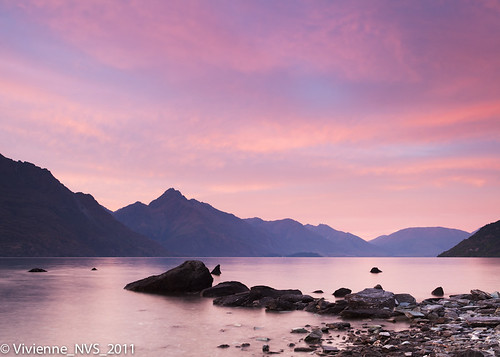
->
{"left": 1, "top": 0, "right": 500, "bottom": 239}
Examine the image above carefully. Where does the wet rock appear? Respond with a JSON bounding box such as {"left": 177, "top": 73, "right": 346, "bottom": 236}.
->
{"left": 470, "top": 289, "right": 491, "bottom": 300}
{"left": 262, "top": 344, "right": 269, "bottom": 352}
{"left": 213, "top": 285, "right": 302, "bottom": 308}
{"left": 291, "top": 327, "right": 309, "bottom": 333}
{"left": 124, "top": 260, "right": 213, "bottom": 294}
{"left": 370, "top": 267, "right": 382, "bottom": 273}
{"left": 395, "top": 293, "right": 417, "bottom": 307}
{"left": 266, "top": 294, "right": 314, "bottom": 312}
{"left": 294, "top": 346, "right": 316, "bottom": 352}
{"left": 333, "top": 287, "right": 352, "bottom": 297}
{"left": 210, "top": 264, "right": 221, "bottom": 275}
{"left": 342, "top": 288, "right": 396, "bottom": 318}
{"left": 313, "top": 289, "right": 324, "bottom": 293}
{"left": 201, "top": 281, "right": 249, "bottom": 297}
{"left": 304, "top": 328, "right": 323, "bottom": 343}
{"left": 431, "top": 286, "right": 444, "bottom": 296}
{"left": 466, "top": 316, "right": 500, "bottom": 327}
{"left": 28, "top": 268, "right": 47, "bottom": 272}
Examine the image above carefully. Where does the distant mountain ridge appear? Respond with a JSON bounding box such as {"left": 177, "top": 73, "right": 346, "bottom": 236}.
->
{"left": 114, "top": 190, "right": 376, "bottom": 257}
{"left": 0, "top": 153, "right": 169, "bottom": 256}
{"left": 370, "top": 227, "right": 470, "bottom": 257}
{"left": 439, "top": 220, "right": 500, "bottom": 257}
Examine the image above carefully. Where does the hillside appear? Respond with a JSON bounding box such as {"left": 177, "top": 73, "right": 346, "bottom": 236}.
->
{"left": 0, "top": 154, "right": 169, "bottom": 256}
{"left": 114, "top": 189, "right": 278, "bottom": 256}
{"left": 439, "top": 220, "right": 500, "bottom": 257}
{"left": 370, "top": 227, "right": 470, "bottom": 257}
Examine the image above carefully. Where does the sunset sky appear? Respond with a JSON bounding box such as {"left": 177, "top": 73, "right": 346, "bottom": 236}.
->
{"left": 1, "top": 1, "right": 499, "bottom": 239}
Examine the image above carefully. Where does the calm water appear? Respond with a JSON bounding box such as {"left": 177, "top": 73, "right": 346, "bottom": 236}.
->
{"left": 0, "top": 257, "right": 499, "bottom": 356}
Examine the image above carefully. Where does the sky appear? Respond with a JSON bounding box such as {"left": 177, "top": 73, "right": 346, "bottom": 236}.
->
{"left": 1, "top": 0, "right": 500, "bottom": 239}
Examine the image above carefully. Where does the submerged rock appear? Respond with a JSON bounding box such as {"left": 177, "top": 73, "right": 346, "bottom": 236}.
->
{"left": 370, "top": 267, "right": 382, "bottom": 273}
{"left": 28, "top": 268, "right": 47, "bottom": 272}
{"left": 201, "top": 281, "right": 249, "bottom": 297}
{"left": 124, "top": 260, "right": 213, "bottom": 294}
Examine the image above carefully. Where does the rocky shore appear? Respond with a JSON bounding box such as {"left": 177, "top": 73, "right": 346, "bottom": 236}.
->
{"left": 126, "top": 261, "right": 500, "bottom": 356}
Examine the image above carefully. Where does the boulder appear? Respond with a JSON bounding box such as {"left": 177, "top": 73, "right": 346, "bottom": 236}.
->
{"left": 370, "top": 267, "right": 382, "bottom": 273}
{"left": 28, "top": 268, "right": 47, "bottom": 272}
{"left": 210, "top": 264, "right": 221, "bottom": 276}
{"left": 395, "top": 293, "right": 417, "bottom": 306}
{"left": 432, "top": 286, "right": 444, "bottom": 297}
{"left": 124, "top": 260, "right": 213, "bottom": 294}
{"left": 333, "top": 287, "right": 352, "bottom": 297}
{"left": 213, "top": 285, "right": 302, "bottom": 308}
{"left": 341, "top": 288, "right": 396, "bottom": 318}
{"left": 470, "top": 289, "right": 491, "bottom": 300}
{"left": 201, "top": 281, "right": 249, "bottom": 297}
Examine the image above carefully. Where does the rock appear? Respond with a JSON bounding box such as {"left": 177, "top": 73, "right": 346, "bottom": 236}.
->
{"left": 470, "top": 289, "right": 491, "bottom": 300}
{"left": 322, "top": 345, "right": 339, "bottom": 353}
{"left": 431, "top": 286, "right": 444, "bottom": 296}
{"left": 291, "top": 327, "right": 309, "bottom": 333}
{"left": 28, "top": 268, "right": 47, "bottom": 272}
{"left": 217, "top": 344, "right": 230, "bottom": 348}
{"left": 341, "top": 288, "right": 396, "bottom": 318}
{"left": 395, "top": 293, "right": 417, "bottom": 306}
{"left": 201, "top": 281, "right": 249, "bottom": 297}
{"left": 490, "top": 291, "right": 500, "bottom": 299}
{"left": 370, "top": 267, "right": 382, "bottom": 273}
{"left": 313, "top": 290, "right": 324, "bottom": 294}
{"left": 210, "top": 264, "right": 221, "bottom": 275}
{"left": 124, "top": 260, "right": 213, "bottom": 294}
{"left": 304, "top": 328, "right": 322, "bottom": 343}
{"left": 262, "top": 344, "right": 269, "bottom": 352}
{"left": 213, "top": 285, "right": 303, "bottom": 308}
{"left": 373, "top": 284, "right": 383, "bottom": 289}
{"left": 294, "top": 346, "right": 316, "bottom": 352}
{"left": 465, "top": 316, "right": 500, "bottom": 327}
{"left": 333, "top": 288, "right": 352, "bottom": 297}
{"left": 91, "top": 267, "right": 97, "bottom": 271}
{"left": 326, "top": 322, "right": 351, "bottom": 330}
{"left": 452, "top": 350, "right": 485, "bottom": 357}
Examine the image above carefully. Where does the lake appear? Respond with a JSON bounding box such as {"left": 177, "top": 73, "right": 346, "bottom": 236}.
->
{"left": 0, "top": 257, "right": 499, "bottom": 356}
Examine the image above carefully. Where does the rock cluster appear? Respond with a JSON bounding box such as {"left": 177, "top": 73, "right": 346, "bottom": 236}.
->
{"left": 209, "top": 285, "right": 500, "bottom": 356}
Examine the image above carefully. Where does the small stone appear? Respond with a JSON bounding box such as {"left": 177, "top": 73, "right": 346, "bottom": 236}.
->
{"left": 28, "top": 268, "right": 47, "bottom": 272}
{"left": 374, "top": 284, "right": 383, "bottom": 290}
{"left": 217, "top": 344, "right": 230, "bottom": 348}
{"left": 379, "top": 331, "right": 390, "bottom": 337}
{"left": 91, "top": 267, "right": 97, "bottom": 271}
{"left": 256, "top": 337, "right": 271, "bottom": 342}
{"left": 291, "top": 327, "right": 309, "bottom": 333}
{"left": 370, "top": 267, "right": 382, "bottom": 273}
{"left": 210, "top": 264, "right": 221, "bottom": 275}
{"left": 333, "top": 287, "right": 352, "bottom": 297}
{"left": 313, "top": 290, "right": 324, "bottom": 294}
{"left": 262, "top": 344, "right": 269, "bottom": 352}
{"left": 294, "top": 346, "right": 316, "bottom": 352}
{"left": 241, "top": 343, "right": 250, "bottom": 347}
{"left": 304, "top": 328, "right": 323, "bottom": 343}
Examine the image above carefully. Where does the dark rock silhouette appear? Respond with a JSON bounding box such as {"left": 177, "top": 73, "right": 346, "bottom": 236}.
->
{"left": 201, "top": 281, "right": 249, "bottom": 297}
{"left": 28, "top": 268, "right": 47, "bottom": 272}
{"left": 373, "top": 284, "right": 383, "bottom": 289}
{"left": 313, "top": 290, "right": 324, "bottom": 294}
{"left": 370, "top": 267, "right": 382, "bottom": 273}
{"left": 333, "top": 288, "right": 352, "bottom": 297}
{"left": 124, "top": 260, "right": 213, "bottom": 294}
{"left": 210, "top": 264, "right": 221, "bottom": 275}
{"left": 91, "top": 267, "right": 97, "bottom": 271}
{"left": 432, "top": 286, "right": 445, "bottom": 296}
{"left": 395, "top": 293, "right": 417, "bottom": 306}
{"left": 213, "top": 285, "right": 304, "bottom": 308}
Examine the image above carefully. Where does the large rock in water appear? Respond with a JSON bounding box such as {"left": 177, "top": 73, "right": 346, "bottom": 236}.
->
{"left": 201, "top": 281, "right": 249, "bottom": 297}
{"left": 341, "top": 288, "right": 396, "bottom": 318}
{"left": 124, "top": 260, "right": 213, "bottom": 294}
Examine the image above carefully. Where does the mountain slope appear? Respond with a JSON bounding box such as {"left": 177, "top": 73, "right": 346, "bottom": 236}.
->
{"left": 439, "top": 220, "right": 500, "bottom": 257}
{"left": 305, "top": 224, "right": 387, "bottom": 256}
{"left": 0, "top": 153, "right": 169, "bottom": 257}
{"left": 114, "top": 189, "right": 278, "bottom": 256}
{"left": 370, "top": 227, "right": 470, "bottom": 257}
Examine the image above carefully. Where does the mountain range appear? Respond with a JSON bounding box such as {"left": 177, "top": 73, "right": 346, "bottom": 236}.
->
{"left": 2, "top": 153, "right": 498, "bottom": 257}
{"left": 0, "top": 154, "right": 168, "bottom": 256}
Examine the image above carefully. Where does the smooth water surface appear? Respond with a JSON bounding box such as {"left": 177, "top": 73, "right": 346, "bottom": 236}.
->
{"left": 0, "top": 257, "right": 499, "bottom": 356}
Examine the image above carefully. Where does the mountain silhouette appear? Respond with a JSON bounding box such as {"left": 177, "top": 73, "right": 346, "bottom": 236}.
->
{"left": 439, "top": 220, "right": 500, "bottom": 257}
{"left": 0, "top": 153, "right": 169, "bottom": 256}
